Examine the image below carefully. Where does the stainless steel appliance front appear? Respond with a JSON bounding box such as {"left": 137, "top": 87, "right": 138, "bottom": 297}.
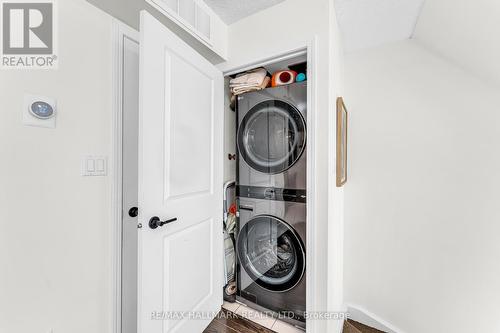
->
{"left": 237, "top": 82, "right": 307, "bottom": 190}
{"left": 236, "top": 197, "right": 306, "bottom": 328}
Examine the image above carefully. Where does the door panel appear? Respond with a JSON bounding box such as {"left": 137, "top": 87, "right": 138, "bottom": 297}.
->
{"left": 166, "top": 52, "right": 214, "bottom": 200}
{"left": 138, "top": 11, "right": 223, "bottom": 333}
{"left": 163, "top": 219, "right": 213, "bottom": 332}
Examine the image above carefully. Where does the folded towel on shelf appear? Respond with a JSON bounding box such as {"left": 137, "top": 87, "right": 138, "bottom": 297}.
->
{"left": 229, "top": 68, "right": 270, "bottom": 95}
{"left": 231, "top": 76, "right": 270, "bottom": 95}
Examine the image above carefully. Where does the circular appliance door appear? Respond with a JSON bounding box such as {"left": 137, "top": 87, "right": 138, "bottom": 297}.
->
{"left": 238, "top": 100, "right": 306, "bottom": 174}
{"left": 237, "top": 215, "right": 305, "bottom": 292}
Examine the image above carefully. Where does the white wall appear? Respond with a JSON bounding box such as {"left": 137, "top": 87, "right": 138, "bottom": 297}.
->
{"left": 0, "top": 1, "right": 114, "bottom": 333}
{"left": 343, "top": 40, "right": 500, "bottom": 333}
{"left": 414, "top": 0, "right": 500, "bottom": 86}
{"left": 219, "top": 1, "right": 344, "bottom": 332}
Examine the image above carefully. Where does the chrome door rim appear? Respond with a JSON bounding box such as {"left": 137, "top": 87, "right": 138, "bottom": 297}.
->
{"left": 238, "top": 99, "right": 306, "bottom": 175}
{"left": 237, "top": 214, "right": 306, "bottom": 292}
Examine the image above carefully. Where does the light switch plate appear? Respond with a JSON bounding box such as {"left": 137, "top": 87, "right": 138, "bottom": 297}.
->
{"left": 23, "top": 94, "right": 57, "bottom": 128}
{"left": 82, "top": 156, "right": 107, "bottom": 176}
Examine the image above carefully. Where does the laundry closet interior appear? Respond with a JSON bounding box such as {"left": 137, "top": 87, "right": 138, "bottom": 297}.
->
{"left": 222, "top": 52, "right": 309, "bottom": 331}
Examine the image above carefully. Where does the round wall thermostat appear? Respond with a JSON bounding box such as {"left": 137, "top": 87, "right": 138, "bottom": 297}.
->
{"left": 30, "top": 101, "right": 55, "bottom": 119}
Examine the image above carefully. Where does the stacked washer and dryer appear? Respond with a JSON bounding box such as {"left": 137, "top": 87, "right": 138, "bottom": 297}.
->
{"left": 235, "top": 81, "right": 307, "bottom": 329}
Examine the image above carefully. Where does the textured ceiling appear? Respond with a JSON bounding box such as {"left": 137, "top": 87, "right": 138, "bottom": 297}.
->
{"left": 335, "top": 0, "right": 425, "bottom": 52}
{"left": 203, "top": 0, "right": 286, "bottom": 24}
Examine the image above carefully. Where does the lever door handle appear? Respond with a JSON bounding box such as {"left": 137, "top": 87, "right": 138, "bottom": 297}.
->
{"left": 149, "top": 216, "right": 177, "bottom": 229}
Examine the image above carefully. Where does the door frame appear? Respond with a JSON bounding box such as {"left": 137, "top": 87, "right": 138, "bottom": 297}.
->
{"left": 110, "top": 19, "right": 140, "bottom": 333}
{"left": 221, "top": 38, "right": 322, "bottom": 332}
{"left": 110, "top": 26, "right": 329, "bottom": 333}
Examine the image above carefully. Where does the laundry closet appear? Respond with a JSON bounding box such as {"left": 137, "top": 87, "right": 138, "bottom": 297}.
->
{"left": 100, "top": 0, "right": 342, "bottom": 332}
{"left": 222, "top": 54, "right": 309, "bottom": 330}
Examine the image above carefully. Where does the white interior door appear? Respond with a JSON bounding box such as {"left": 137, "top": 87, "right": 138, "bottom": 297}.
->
{"left": 138, "top": 11, "right": 223, "bottom": 333}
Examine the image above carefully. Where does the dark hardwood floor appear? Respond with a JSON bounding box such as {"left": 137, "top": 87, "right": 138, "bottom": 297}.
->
{"left": 347, "top": 319, "right": 386, "bottom": 333}
{"left": 344, "top": 319, "right": 387, "bottom": 333}
{"left": 204, "top": 308, "right": 275, "bottom": 333}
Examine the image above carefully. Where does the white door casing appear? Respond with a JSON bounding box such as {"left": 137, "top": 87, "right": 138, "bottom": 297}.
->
{"left": 121, "top": 32, "right": 140, "bottom": 333}
{"left": 138, "top": 10, "right": 224, "bottom": 333}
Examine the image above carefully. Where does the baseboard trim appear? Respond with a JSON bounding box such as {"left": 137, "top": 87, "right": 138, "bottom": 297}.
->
{"left": 346, "top": 304, "right": 406, "bottom": 333}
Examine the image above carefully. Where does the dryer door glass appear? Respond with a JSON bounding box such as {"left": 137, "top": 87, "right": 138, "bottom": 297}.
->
{"left": 238, "top": 100, "right": 306, "bottom": 174}
{"left": 237, "top": 215, "right": 305, "bottom": 292}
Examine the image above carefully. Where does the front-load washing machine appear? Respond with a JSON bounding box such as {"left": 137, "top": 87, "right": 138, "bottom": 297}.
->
{"left": 237, "top": 82, "right": 307, "bottom": 191}
{"left": 236, "top": 196, "right": 306, "bottom": 328}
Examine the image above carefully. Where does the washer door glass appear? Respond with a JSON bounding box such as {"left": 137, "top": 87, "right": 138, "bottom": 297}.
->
{"left": 238, "top": 100, "right": 306, "bottom": 174}
{"left": 237, "top": 215, "right": 305, "bottom": 292}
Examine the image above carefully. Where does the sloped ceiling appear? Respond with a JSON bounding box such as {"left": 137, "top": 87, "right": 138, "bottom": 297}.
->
{"left": 204, "top": 0, "right": 500, "bottom": 85}
{"left": 335, "top": 0, "right": 425, "bottom": 52}
{"left": 336, "top": 0, "right": 499, "bottom": 84}
{"left": 204, "top": 0, "right": 425, "bottom": 50}
{"left": 203, "top": 0, "right": 286, "bottom": 24}
{"left": 414, "top": 0, "right": 500, "bottom": 85}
